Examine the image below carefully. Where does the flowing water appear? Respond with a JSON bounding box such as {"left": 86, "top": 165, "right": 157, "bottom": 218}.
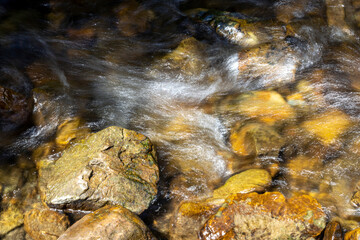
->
{"left": 2, "top": 0, "right": 360, "bottom": 237}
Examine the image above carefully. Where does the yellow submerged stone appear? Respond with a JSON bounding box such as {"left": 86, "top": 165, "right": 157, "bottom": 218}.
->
{"left": 159, "top": 37, "right": 206, "bottom": 76}
{"left": 213, "top": 169, "right": 271, "bottom": 199}
{"left": 0, "top": 205, "right": 24, "bottom": 236}
{"left": 286, "top": 155, "right": 323, "bottom": 191}
{"left": 229, "top": 122, "right": 284, "bottom": 157}
{"left": 55, "top": 117, "right": 90, "bottom": 147}
{"left": 301, "top": 110, "right": 352, "bottom": 146}
{"left": 237, "top": 91, "right": 295, "bottom": 125}
{"left": 345, "top": 228, "right": 360, "bottom": 240}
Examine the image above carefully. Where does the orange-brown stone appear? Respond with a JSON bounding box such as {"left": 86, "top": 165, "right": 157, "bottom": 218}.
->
{"left": 24, "top": 205, "right": 70, "bottom": 240}
{"left": 199, "top": 192, "right": 326, "bottom": 240}
{"left": 58, "top": 205, "right": 154, "bottom": 240}
{"left": 345, "top": 228, "right": 360, "bottom": 240}
{"left": 323, "top": 221, "right": 343, "bottom": 240}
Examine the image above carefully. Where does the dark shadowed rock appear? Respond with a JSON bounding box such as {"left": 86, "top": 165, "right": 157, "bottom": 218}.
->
{"left": 58, "top": 205, "right": 155, "bottom": 240}
{"left": 0, "top": 85, "right": 33, "bottom": 132}
{"left": 38, "top": 126, "right": 159, "bottom": 214}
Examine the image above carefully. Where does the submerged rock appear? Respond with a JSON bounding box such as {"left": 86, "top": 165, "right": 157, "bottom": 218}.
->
{"left": 58, "top": 205, "right": 155, "bottom": 240}
{"left": 275, "top": 0, "right": 324, "bottom": 24}
{"left": 216, "top": 90, "right": 296, "bottom": 126}
{"left": 150, "top": 37, "right": 208, "bottom": 78}
{"left": 170, "top": 198, "right": 224, "bottom": 240}
{"left": 351, "top": 190, "right": 360, "bottom": 207}
{"left": 2, "top": 227, "right": 27, "bottom": 240}
{"left": 323, "top": 221, "right": 343, "bottom": 240}
{"left": 169, "top": 170, "right": 213, "bottom": 203}
{"left": 229, "top": 122, "right": 284, "bottom": 160}
{"left": 187, "top": 9, "right": 285, "bottom": 47}
{"left": 55, "top": 117, "right": 90, "bottom": 148}
{"left": 0, "top": 161, "right": 39, "bottom": 238}
{"left": 345, "top": 228, "right": 360, "bottom": 240}
{"left": 0, "top": 204, "right": 24, "bottom": 237}
{"left": 0, "top": 85, "right": 33, "bottom": 132}
{"left": 24, "top": 204, "right": 70, "bottom": 240}
{"left": 39, "top": 126, "right": 159, "bottom": 214}
{"left": 213, "top": 169, "right": 271, "bottom": 199}
{"left": 237, "top": 41, "right": 299, "bottom": 88}
{"left": 26, "top": 61, "right": 62, "bottom": 88}
{"left": 301, "top": 109, "right": 352, "bottom": 146}
{"left": 325, "top": 0, "right": 352, "bottom": 36}
{"left": 285, "top": 155, "right": 323, "bottom": 191}
{"left": 115, "top": 0, "right": 155, "bottom": 37}
{"left": 199, "top": 192, "right": 326, "bottom": 239}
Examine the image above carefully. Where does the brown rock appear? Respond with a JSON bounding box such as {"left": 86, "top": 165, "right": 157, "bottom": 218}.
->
{"left": 2, "top": 227, "right": 27, "bottom": 240}
{"left": 229, "top": 122, "right": 284, "bottom": 159}
{"left": 169, "top": 170, "right": 213, "bottom": 203}
{"left": 353, "top": 0, "right": 360, "bottom": 8}
{"left": 345, "top": 228, "right": 360, "bottom": 240}
{"left": 331, "top": 217, "right": 359, "bottom": 232}
{"left": 326, "top": 0, "right": 352, "bottom": 35}
{"left": 0, "top": 86, "right": 33, "bottom": 131}
{"left": 151, "top": 37, "right": 207, "bottom": 77}
{"left": 54, "top": 117, "right": 90, "bottom": 148}
{"left": 0, "top": 204, "right": 24, "bottom": 237}
{"left": 285, "top": 155, "right": 323, "bottom": 191}
{"left": 355, "top": 10, "right": 360, "bottom": 28}
{"left": 58, "top": 205, "right": 155, "bottom": 240}
{"left": 351, "top": 191, "right": 360, "bottom": 207}
{"left": 32, "top": 88, "right": 58, "bottom": 127}
{"left": 323, "top": 221, "right": 343, "bottom": 240}
{"left": 301, "top": 110, "right": 352, "bottom": 146}
{"left": 216, "top": 151, "right": 253, "bottom": 176}
{"left": 115, "top": 0, "right": 154, "bottom": 37}
{"left": 295, "top": 70, "right": 328, "bottom": 110}
{"left": 188, "top": 9, "right": 285, "bottom": 48}
{"left": 199, "top": 192, "right": 326, "bottom": 239}
{"left": 32, "top": 142, "right": 56, "bottom": 164}
{"left": 237, "top": 41, "right": 299, "bottom": 88}
{"left": 216, "top": 90, "right": 296, "bottom": 126}
{"left": 275, "top": 0, "right": 324, "bottom": 23}
{"left": 26, "top": 61, "right": 61, "bottom": 88}
{"left": 24, "top": 205, "right": 70, "bottom": 240}
{"left": 67, "top": 28, "right": 96, "bottom": 40}
{"left": 170, "top": 198, "right": 224, "bottom": 240}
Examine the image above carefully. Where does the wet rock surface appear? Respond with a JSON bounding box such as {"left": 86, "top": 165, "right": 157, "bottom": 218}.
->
{"left": 39, "top": 126, "right": 159, "bottom": 214}
{"left": 24, "top": 204, "right": 70, "bottom": 240}
{"left": 58, "top": 205, "right": 155, "bottom": 240}
{"left": 345, "top": 228, "right": 360, "bottom": 240}
{"left": 212, "top": 168, "right": 271, "bottom": 198}
{"left": 151, "top": 37, "right": 208, "bottom": 77}
{"left": 188, "top": 9, "right": 286, "bottom": 47}
{"left": 200, "top": 192, "right": 326, "bottom": 239}
{"left": 170, "top": 198, "right": 224, "bottom": 240}
{"left": 229, "top": 122, "right": 284, "bottom": 160}
{"left": 323, "top": 221, "right": 343, "bottom": 240}
{"left": 237, "top": 41, "right": 299, "bottom": 87}
{"left": 2, "top": 0, "right": 360, "bottom": 239}
{"left": 215, "top": 90, "right": 296, "bottom": 126}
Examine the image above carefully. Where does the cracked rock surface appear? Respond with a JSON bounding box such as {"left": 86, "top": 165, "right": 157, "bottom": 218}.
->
{"left": 38, "top": 126, "right": 159, "bottom": 214}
